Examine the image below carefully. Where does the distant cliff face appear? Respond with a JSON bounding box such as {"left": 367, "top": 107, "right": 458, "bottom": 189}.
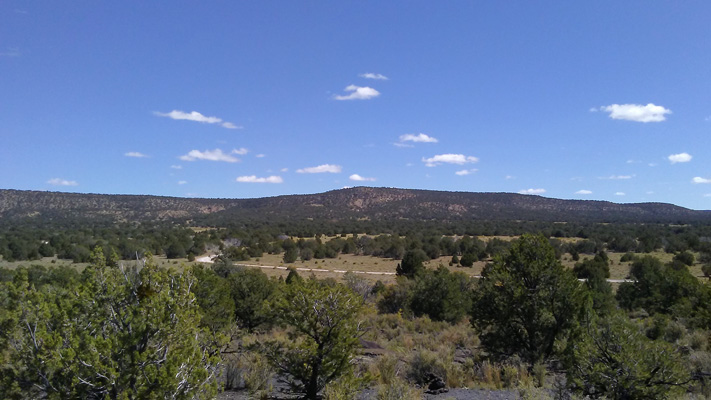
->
{"left": 0, "top": 187, "right": 709, "bottom": 226}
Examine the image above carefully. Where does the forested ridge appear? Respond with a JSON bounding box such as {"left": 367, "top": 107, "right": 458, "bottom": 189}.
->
{"left": 2, "top": 187, "right": 710, "bottom": 228}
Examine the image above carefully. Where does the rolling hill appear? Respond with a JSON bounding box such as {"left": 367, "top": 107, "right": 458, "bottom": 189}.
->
{"left": 1, "top": 187, "right": 709, "bottom": 227}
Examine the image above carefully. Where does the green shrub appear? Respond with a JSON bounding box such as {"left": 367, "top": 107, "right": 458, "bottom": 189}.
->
{"left": 242, "top": 353, "right": 274, "bottom": 397}
{"left": 371, "top": 354, "right": 402, "bottom": 385}
{"left": 406, "top": 348, "right": 447, "bottom": 386}
{"left": 376, "top": 378, "right": 422, "bottom": 400}
{"left": 620, "top": 252, "right": 637, "bottom": 262}
{"left": 323, "top": 374, "right": 369, "bottom": 400}
{"left": 568, "top": 314, "right": 689, "bottom": 399}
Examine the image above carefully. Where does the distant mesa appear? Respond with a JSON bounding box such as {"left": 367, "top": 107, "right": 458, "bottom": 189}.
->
{"left": 0, "top": 187, "right": 709, "bottom": 227}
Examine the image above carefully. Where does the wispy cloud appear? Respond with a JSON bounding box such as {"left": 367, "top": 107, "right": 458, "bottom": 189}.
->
{"left": 296, "top": 164, "right": 342, "bottom": 174}
{"left": 333, "top": 85, "right": 380, "bottom": 101}
{"left": 422, "top": 154, "right": 478, "bottom": 167}
{"left": 455, "top": 169, "right": 478, "bottom": 176}
{"left": 178, "top": 180, "right": 187, "bottom": 185}
{"left": 519, "top": 188, "right": 546, "bottom": 195}
{"left": 0, "top": 47, "right": 20, "bottom": 57}
{"left": 255, "top": 154, "right": 266, "bottom": 158}
{"left": 170, "top": 165, "right": 182, "bottom": 169}
{"left": 396, "top": 133, "right": 438, "bottom": 147}
{"left": 154, "top": 110, "right": 242, "bottom": 129}
{"left": 615, "top": 192, "right": 626, "bottom": 196}
{"left": 349, "top": 174, "right": 376, "bottom": 182}
{"left": 124, "top": 151, "right": 149, "bottom": 158}
{"left": 593, "top": 103, "right": 671, "bottom": 123}
{"left": 236, "top": 175, "right": 283, "bottom": 183}
{"left": 232, "top": 147, "right": 248, "bottom": 155}
{"left": 359, "top": 73, "right": 388, "bottom": 80}
{"left": 600, "top": 174, "right": 634, "bottom": 180}
{"left": 668, "top": 152, "right": 692, "bottom": 164}
{"left": 575, "top": 189, "right": 593, "bottom": 195}
{"left": 179, "top": 149, "right": 240, "bottom": 163}
{"left": 693, "top": 177, "right": 711, "bottom": 184}
{"left": 47, "top": 178, "right": 78, "bottom": 186}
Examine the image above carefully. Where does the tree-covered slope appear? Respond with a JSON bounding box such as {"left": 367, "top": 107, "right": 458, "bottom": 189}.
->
{"left": 1, "top": 187, "right": 709, "bottom": 227}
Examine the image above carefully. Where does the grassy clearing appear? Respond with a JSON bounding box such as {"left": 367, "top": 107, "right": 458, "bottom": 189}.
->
{"left": 3, "top": 236, "right": 707, "bottom": 283}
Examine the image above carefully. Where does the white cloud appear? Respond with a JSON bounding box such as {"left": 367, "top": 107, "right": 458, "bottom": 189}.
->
{"left": 349, "top": 174, "right": 376, "bottom": 182}
{"left": 232, "top": 148, "right": 249, "bottom": 155}
{"left": 170, "top": 165, "right": 182, "bottom": 169}
{"left": 519, "top": 188, "right": 546, "bottom": 195}
{"left": 596, "top": 103, "right": 671, "bottom": 123}
{"left": 280, "top": 168, "right": 289, "bottom": 172}
{"left": 422, "top": 154, "right": 478, "bottom": 167}
{"left": 124, "top": 151, "right": 149, "bottom": 158}
{"left": 615, "top": 192, "right": 626, "bottom": 196}
{"left": 47, "top": 178, "right": 78, "bottom": 186}
{"left": 221, "top": 122, "right": 242, "bottom": 129}
{"left": 360, "top": 73, "right": 388, "bottom": 80}
{"left": 178, "top": 180, "right": 187, "bottom": 185}
{"left": 505, "top": 175, "right": 515, "bottom": 180}
{"left": 236, "top": 175, "right": 283, "bottom": 183}
{"left": 575, "top": 190, "right": 593, "bottom": 195}
{"left": 179, "top": 149, "right": 240, "bottom": 163}
{"left": 256, "top": 154, "right": 266, "bottom": 158}
{"left": 296, "top": 164, "right": 342, "bottom": 174}
{"left": 693, "top": 177, "right": 711, "bottom": 184}
{"left": 704, "top": 193, "right": 711, "bottom": 197}
{"left": 455, "top": 169, "right": 478, "bottom": 176}
{"left": 600, "top": 174, "right": 634, "bottom": 180}
{"left": 333, "top": 85, "right": 380, "bottom": 101}
{"left": 668, "top": 152, "right": 692, "bottom": 164}
{"left": 398, "top": 133, "right": 438, "bottom": 145}
{"left": 154, "top": 110, "right": 241, "bottom": 129}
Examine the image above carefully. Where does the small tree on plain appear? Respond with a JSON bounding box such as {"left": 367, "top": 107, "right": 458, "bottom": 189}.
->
{"left": 396, "top": 249, "right": 427, "bottom": 278}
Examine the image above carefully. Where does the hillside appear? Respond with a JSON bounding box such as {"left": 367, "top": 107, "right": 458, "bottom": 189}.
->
{"left": 1, "top": 187, "right": 709, "bottom": 227}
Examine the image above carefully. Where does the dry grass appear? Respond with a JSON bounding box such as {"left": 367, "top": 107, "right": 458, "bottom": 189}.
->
{"left": 3, "top": 236, "right": 707, "bottom": 284}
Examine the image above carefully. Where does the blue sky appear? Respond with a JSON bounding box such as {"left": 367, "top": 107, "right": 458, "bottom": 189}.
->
{"left": 1, "top": 1, "right": 710, "bottom": 209}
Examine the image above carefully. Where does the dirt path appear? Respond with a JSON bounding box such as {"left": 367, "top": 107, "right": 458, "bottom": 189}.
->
{"left": 196, "top": 255, "right": 635, "bottom": 283}
{"left": 195, "top": 255, "right": 397, "bottom": 276}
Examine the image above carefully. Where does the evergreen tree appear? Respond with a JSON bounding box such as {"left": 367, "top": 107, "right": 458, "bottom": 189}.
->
{"left": 472, "top": 234, "right": 590, "bottom": 363}
{"left": 263, "top": 279, "right": 364, "bottom": 399}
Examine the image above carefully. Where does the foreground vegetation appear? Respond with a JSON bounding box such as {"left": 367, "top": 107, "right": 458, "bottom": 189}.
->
{"left": 3, "top": 229, "right": 711, "bottom": 399}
